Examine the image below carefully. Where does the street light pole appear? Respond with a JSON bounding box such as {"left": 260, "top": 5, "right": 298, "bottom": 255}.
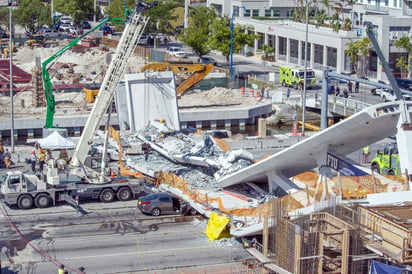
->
{"left": 301, "top": 3, "right": 309, "bottom": 136}
{"left": 229, "top": 9, "right": 236, "bottom": 80}
{"left": 229, "top": 6, "right": 245, "bottom": 80}
{"left": 9, "top": 6, "right": 14, "bottom": 152}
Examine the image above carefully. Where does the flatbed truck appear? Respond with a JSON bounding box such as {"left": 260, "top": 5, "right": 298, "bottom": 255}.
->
{"left": 0, "top": 169, "right": 143, "bottom": 209}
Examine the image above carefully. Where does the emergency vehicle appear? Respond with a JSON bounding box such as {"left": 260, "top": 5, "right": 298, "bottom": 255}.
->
{"left": 279, "top": 66, "right": 317, "bottom": 90}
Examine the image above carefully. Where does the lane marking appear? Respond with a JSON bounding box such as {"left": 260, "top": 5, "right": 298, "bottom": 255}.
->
{"left": 66, "top": 245, "right": 213, "bottom": 260}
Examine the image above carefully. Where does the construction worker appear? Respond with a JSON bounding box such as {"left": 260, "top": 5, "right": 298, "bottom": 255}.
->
{"left": 3, "top": 148, "right": 11, "bottom": 168}
{"left": 30, "top": 150, "right": 37, "bottom": 173}
{"left": 58, "top": 264, "right": 65, "bottom": 274}
{"left": 141, "top": 142, "right": 151, "bottom": 161}
{"left": 38, "top": 148, "right": 46, "bottom": 173}
{"left": 362, "top": 146, "right": 370, "bottom": 164}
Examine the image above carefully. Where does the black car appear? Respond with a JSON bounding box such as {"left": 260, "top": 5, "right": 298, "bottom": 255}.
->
{"left": 81, "top": 21, "right": 92, "bottom": 29}
{"left": 395, "top": 78, "right": 412, "bottom": 91}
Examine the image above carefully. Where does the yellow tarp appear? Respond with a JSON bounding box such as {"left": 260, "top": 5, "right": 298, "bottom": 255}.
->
{"left": 205, "top": 212, "right": 231, "bottom": 241}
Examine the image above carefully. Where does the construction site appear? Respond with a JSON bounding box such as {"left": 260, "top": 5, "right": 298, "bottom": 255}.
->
{"left": 1, "top": 21, "right": 412, "bottom": 274}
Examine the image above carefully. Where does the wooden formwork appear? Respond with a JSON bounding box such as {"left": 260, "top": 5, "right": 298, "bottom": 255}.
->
{"left": 268, "top": 207, "right": 364, "bottom": 274}
{"left": 358, "top": 205, "right": 412, "bottom": 263}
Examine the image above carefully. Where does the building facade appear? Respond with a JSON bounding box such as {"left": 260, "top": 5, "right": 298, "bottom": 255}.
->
{"left": 207, "top": 0, "right": 412, "bottom": 81}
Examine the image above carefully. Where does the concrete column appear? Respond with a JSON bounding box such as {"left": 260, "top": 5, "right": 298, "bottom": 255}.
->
{"left": 239, "top": 119, "right": 246, "bottom": 132}
{"left": 264, "top": 33, "right": 269, "bottom": 45}
{"left": 286, "top": 38, "right": 290, "bottom": 64}
{"left": 27, "top": 129, "right": 34, "bottom": 139}
{"left": 323, "top": 45, "right": 328, "bottom": 67}
{"left": 224, "top": 119, "right": 231, "bottom": 130}
{"left": 210, "top": 120, "right": 217, "bottom": 130}
{"left": 195, "top": 121, "right": 203, "bottom": 130}
{"left": 275, "top": 35, "right": 279, "bottom": 61}
{"left": 298, "top": 40, "right": 302, "bottom": 66}
{"left": 180, "top": 122, "right": 187, "bottom": 129}
{"left": 258, "top": 118, "right": 266, "bottom": 137}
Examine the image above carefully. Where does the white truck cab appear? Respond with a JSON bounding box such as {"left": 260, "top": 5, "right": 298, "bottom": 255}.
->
{"left": 380, "top": 89, "right": 412, "bottom": 102}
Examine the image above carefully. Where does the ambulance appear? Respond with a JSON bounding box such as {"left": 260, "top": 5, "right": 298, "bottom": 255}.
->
{"left": 279, "top": 66, "right": 317, "bottom": 90}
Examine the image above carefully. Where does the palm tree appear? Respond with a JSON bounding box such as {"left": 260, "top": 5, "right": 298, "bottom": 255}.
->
{"left": 394, "top": 36, "right": 412, "bottom": 78}
{"left": 345, "top": 38, "right": 371, "bottom": 77}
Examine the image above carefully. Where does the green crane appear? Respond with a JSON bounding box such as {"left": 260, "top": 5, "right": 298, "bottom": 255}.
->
{"left": 41, "top": 2, "right": 142, "bottom": 129}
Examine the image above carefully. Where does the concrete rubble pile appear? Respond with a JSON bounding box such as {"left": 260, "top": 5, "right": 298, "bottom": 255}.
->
{"left": 123, "top": 120, "right": 255, "bottom": 192}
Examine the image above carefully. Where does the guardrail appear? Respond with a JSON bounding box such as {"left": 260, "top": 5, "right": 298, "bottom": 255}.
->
{"left": 287, "top": 93, "right": 371, "bottom": 116}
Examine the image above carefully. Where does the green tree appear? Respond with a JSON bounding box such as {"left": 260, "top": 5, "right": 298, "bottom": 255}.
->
{"left": 53, "top": 0, "right": 94, "bottom": 24}
{"left": 394, "top": 36, "right": 412, "bottom": 78}
{"left": 262, "top": 44, "right": 275, "bottom": 60}
{"left": 396, "top": 56, "right": 408, "bottom": 77}
{"left": 13, "top": 0, "right": 51, "bottom": 33}
{"left": 143, "top": 1, "right": 178, "bottom": 36}
{"left": 345, "top": 37, "right": 370, "bottom": 77}
{"left": 180, "top": 6, "right": 216, "bottom": 57}
{"left": 209, "top": 16, "right": 256, "bottom": 64}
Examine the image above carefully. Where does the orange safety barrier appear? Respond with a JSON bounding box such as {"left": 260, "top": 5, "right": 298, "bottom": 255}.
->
{"left": 240, "top": 87, "right": 245, "bottom": 95}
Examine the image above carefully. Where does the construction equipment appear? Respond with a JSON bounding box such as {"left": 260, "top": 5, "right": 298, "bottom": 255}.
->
{"left": 139, "top": 62, "right": 214, "bottom": 94}
{"left": 83, "top": 83, "right": 101, "bottom": 103}
{"left": 70, "top": 9, "right": 149, "bottom": 183}
{"left": 279, "top": 65, "right": 317, "bottom": 90}
{"left": 42, "top": 4, "right": 148, "bottom": 129}
{"left": 364, "top": 21, "right": 412, "bottom": 182}
{"left": 0, "top": 7, "right": 150, "bottom": 210}
{"left": 371, "top": 143, "right": 400, "bottom": 175}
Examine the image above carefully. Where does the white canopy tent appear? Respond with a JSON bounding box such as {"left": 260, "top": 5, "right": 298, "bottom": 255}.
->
{"left": 37, "top": 131, "right": 76, "bottom": 150}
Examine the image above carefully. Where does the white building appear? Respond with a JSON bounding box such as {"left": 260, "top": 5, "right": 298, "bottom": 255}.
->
{"left": 207, "top": 0, "right": 412, "bottom": 81}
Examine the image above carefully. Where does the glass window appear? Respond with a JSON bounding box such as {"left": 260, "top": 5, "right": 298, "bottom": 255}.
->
{"left": 244, "top": 9, "right": 251, "bottom": 17}
{"left": 265, "top": 9, "right": 272, "bottom": 17}
{"left": 273, "top": 10, "right": 280, "bottom": 17}
{"left": 252, "top": 9, "right": 259, "bottom": 17}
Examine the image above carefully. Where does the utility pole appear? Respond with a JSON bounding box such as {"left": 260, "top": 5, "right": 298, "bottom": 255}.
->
{"left": 229, "top": 6, "right": 245, "bottom": 80}
{"left": 9, "top": 5, "right": 14, "bottom": 152}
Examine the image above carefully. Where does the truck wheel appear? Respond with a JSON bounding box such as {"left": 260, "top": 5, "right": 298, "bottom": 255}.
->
{"left": 372, "top": 164, "right": 380, "bottom": 174}
{"left": 17, "top": 195, "right": 33, "bottom": 210}
{"left": 117, "top": 187, "right": 132, "bottom": 201}
{"left": 388, "top": 170, "right": 395, "bottom": 175}
{"left": 151, "top": 207, "right": 161, "bottom": 216}
{"left": 34, "top": 194, "right": 51, "bottom": 208}
{"left": 100, "top": 189, "right": 115, "bottom": 203}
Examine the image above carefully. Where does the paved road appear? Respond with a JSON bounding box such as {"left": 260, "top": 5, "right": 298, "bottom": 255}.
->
{"left": 0, "top": 199, "right": 252, "bottom": 274}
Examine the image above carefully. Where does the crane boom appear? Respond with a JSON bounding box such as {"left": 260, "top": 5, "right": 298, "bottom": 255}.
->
{"left": 70, "top": 11, "right": 149, "bottom": 181}
{"left": 364, "top": 21, "right": 412, "bottom": 184}
{"left": 42, "top": 17, "right": 127, "bottom": 129}
{"left": 139, "top": 62, "right": 214, "bottom": 94}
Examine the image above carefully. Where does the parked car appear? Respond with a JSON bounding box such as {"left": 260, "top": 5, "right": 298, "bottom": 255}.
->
{"left": 395, "top": 78, "right": 412, "bottom": 91}
{"left": 37, "top": 28, "right": 60, "bottom": 38}
{"left": 58, "top": 24, "right": 71, "bottom": 32}
{"left": 166, "top": 46, "right": 187, "bottom": 58}
{"left": 198, "top": 56, "right": 217, "bottom": 65}
{"left": 81, "top": 21, "right": 92, "bottom": 29}
{"left": 137, "top": 192, "right": 191, "bottom": 216}
{"left": 138, "top": 35, "right": 148, "bottom": 45}
{"left": 100, "top": 25, "right": 114, "bottom": 35}
{"left": 380, "top": 89, "right": 412, "bottom": 102}
{"left": 59, "top": 16, "right": 73, "bottom": 25}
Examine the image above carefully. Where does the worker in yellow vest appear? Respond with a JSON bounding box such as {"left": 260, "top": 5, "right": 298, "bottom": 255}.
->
{"left": 38, "top": 148, "right": 46, "bottom": 173}
{"left": 362, "top": 146, "right": 370, "bottom": 164}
